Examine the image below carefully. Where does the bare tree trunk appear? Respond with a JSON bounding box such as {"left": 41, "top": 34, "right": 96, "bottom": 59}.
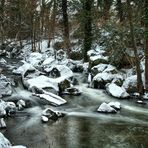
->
{"left": 116, "top": 0, "right": 124, "bottom": 23}
{"left": 82, "top": 0, "right": 93, "bottom": 62}
{"left": 103, "top": 0, "right": 112, "bottom": 20}
{"left": 48, "top": 0, "right": 57, "bottom": 48}
{"left": 0, "top": 0, "right": 5, "bottom": 45}
{"left": 127, "top": 0, "right": 144, "bottom": 95}
{"left": 61, "top": 0, "right": 71, "bottom": 56}
{"left": 144, "top": 0, "right": 148, "bottom": 92}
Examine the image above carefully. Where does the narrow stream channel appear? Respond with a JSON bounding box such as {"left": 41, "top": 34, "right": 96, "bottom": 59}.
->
{"left": 1, "top": 58, "right": 148, "bottom": 148}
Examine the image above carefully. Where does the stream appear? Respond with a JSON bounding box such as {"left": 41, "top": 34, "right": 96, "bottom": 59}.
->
{"left": 1, "top": 58, "right": 148, "bottom": 148}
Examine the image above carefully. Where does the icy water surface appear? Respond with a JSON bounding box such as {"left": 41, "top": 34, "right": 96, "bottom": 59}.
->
{"left": 3, "top": 84, "right": 148, "bottom": 148}
{"left": 1, "top": 59, "right": 148, "bottom": 148}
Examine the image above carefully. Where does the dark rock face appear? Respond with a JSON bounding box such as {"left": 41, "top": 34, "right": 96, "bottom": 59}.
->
{"left": 62, "top": 87, "right": 81, "bottom": 96}
{"left": 42, "top": 108, "right": 65, "bottom": 121}
{"left": 50, "top": 68, "right": 61, "bottom": 78}
{"left": 59, "top": 79, "right": 71, "bottom": 92}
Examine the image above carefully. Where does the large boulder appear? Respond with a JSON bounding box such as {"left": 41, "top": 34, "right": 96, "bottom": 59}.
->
{"left": 122, "top": 75, "right": 137, "bottom": 93}
{"left": 26, "top": 52, "right": 43, "bottom": 67}
{"left": 33, "top": 89, "right": 67, "bottom": 106}
{"left": 45, "top": 65, "right": 73, "bottom": 79}
{"left": 0, "top": 75, "right": 12, "bottom": 98}
{"left": 91, "top": 64, "right": 108, "bottom": 76}
{"left": 92, "top": 72, "right": 114, "bottom": 89}
{"left": 97, "top": 102, "right": 117, "bottom": 113}
{"left": 24, "top": 75, "right": 70, "bottom": 92}
{"left": 106, "top": 83, "right": 129, "bottom": 98}
{"left": 108, "top": 102, "right": 121, "bottom": 110}
{"left": 42, "top": 108, "right": 64, "bottom": 121}
{"left": 0, "top": 132, "right": 26, "bottom": 148}
{"left": 89, "top": 55, "right": 108, "bottom": 69}
{"left": 13, "top": 61, "right": 35, "bottom": 76}
{"left": 0, "top": 132, "right": 11, "bottom": 148}
{"left": 0, "top": 100, "right": 16, "bottom": 117}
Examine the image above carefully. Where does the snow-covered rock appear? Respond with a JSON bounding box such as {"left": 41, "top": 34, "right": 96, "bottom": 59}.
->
{"left": 92, "top": 72, "right": 113, "bottom": 89}
{"left": 41, "top": 115, "right": 49, "bottom": 123}
{"left": 0, "top": 58, "right": 7, "bottom": 65}
{"left": 17, "top": 100, "right": 26, "bottom": 110}
{"left": 0, "top": 100, "right": 16, "bottom": 117}
{"left": 45, "top": 65, "right": 73, "bottom": 79}
{"left": 13, "top": 61, "right": 35, "bottom": 76}
{"left": 0, "top": 118, "right": 6, "bottom": 128}
{"left": 0, "top": 132, "right": 27, "bottom": 148}
{"left": 91, "top": 64, "right": 108, "bottom": 76}
{"left": 24, "top": 74, "right": 70, "bottom": 92}
{"left": 11, "top": 146, "right": 27, "bottom": 148}
{"left": 0, "top": 75, "right": 12, "bottom": 98}
{"left": 103, "top": 65, "right": 118, "bottom": 74}
{"left": 89, "top": 55, "right": 108, "bottom": 68}
{"left": 42, "top": 57, "right": 55, "bottom": 66}
{"left": 106, "top": 83, "right": 129, "bottom": 98}
{"left": 33, "top": 90, "right": 67, "bottom": 106}
{"left": 143, "top": 93, "right": 148, "bottom": 100}
{"left": 0, "top": 132, "right": 11, "bottom": 148}
{"left": 97, "top": 102, "right": 117, "bottom": 113}
{"left": 42, "top": 108, "right": 64, "bottom": 120}
{"left": 26, "top": 52, "right": 43, "bottom": 67}
{"left": 108, "top": 102, "right": 121, "bottom": 110}
{"left": 122, "top": 75, "right": 137, "bottom": 93}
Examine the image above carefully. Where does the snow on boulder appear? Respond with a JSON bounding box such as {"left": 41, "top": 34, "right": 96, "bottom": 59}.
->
{"left": 13, "top": 61, "right": 35, "bottom": 76}
{"left": 91, "top": 64, "right": 108, "bottom": 75}
{"left": 26, "top": 52, "right": 43, "bottom": 67}
{"left": 33, "top": 90, "right": 67, "bottom": 106}
{"left": 42, "top": 57, "right": 55, "bottom": 66}
{"left": 41, "top": 115, "right": 49, "bottom": 123}
{"left": 0, "top": 118, "right": 6, "bottom": 129}
{"left": 42, "top": 108, "right": 64, "bottom": 120}
{"left": 92, "top": 72, "right": 113, "bottom": 89}
{"left": 143, "top": 93, "right": 148, "bottom": 100}
{"left": 0, "top": 75, "right": 12, "bottom": 98}
{"left": 106, "top": 83, "right": 129, "bottom": 98}
{"left": 122, "top": 75, "right": 137, "bottom": 93}
{"left": 11, "top": 146, "right": 27, "bottom": 148}
{"left": 108, "top": 102, "right": 121, "bottom": 110}
{"left": 0, "top": 132, "right": 27, "bottom": 148}
{"left": 103, "top": 64, "right": 118, "bottom": 74}
{"left": 24, "top": 75, "right": 59, "bottom": 91}
{"left": 89, "top": 55, "right": 108, "bottom": 68}
{"left": 17, "top": 100, "right": 26, "bottom": 110}
{"left": 0, "top": 132, "right": 11, "bottom": 148}
{"left": 45, "top": 65, "right": 73, "bottom": 79}
{"left": 97, "top": 102, "right": 117, "bottom": 113}
{"left": 0, "top": 58, "right": 7, "bottom": 65}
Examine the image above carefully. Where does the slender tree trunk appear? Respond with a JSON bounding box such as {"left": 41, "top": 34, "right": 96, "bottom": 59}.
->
{"left": 83, "top": 0, "right": 93, "bottom": 62}
{"left": 48, "top": 0, "right": 57, "bottom": 48}
{"left": 116, "top": 0, "right": 124, "bottom": 23}
{"left": 0, "top": 0, "right": 5, "bottom": 44}
{"left": 144, "top": 0, "right": 148, "bottom": 92}
{"left": 61, "top": 0, "right": 71, "bottom": 56}
{"left": 127, "top": 0, "right": 144, "bottom": 95}
{"left": 103, "top": 0, "right": 112, "bottom": 20}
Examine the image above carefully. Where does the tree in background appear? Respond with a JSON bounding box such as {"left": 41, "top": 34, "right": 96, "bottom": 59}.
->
{"left": 61, "top": 0, "right": 71, "bottom": 57}
{"left": 0, "top": 0, "right": 5, "bottom": 45}
{"left": 144, "top": 0, "right": 148, "bottom": 92}
{"left": 82, "top": 0, "right": 93, "bottom": 62}
{"left": 127, "top": 0, "right": 144, "bottom": 95}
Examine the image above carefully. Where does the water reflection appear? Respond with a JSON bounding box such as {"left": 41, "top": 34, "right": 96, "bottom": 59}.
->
{"left": 2, "top": 108, "right": 148, "bottom": 148}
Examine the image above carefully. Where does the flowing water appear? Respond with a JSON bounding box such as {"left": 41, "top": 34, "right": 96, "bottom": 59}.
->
{"left": 1, "top": 58, "right": 148, "bottom": 148}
